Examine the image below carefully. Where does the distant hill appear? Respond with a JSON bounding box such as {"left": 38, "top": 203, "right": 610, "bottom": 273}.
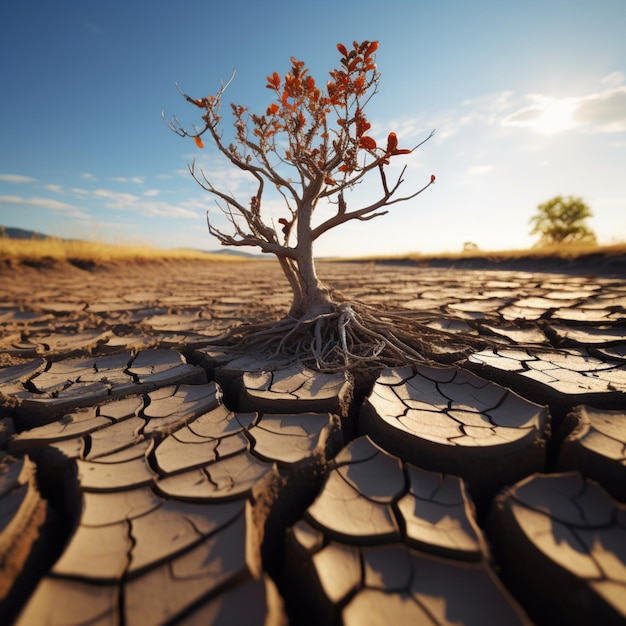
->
{"left": 0, "top": 226, "right": 49, "bottom": 240}
{"left": 208, "top": 248, "right": 260, "bottom": 258}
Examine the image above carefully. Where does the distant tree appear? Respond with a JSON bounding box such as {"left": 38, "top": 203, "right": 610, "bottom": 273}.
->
{"left": 165, "top": 41, "right": 481, "bottom": 370}
{"left": 529, "top": 195, "right": 597, "bottom": 246}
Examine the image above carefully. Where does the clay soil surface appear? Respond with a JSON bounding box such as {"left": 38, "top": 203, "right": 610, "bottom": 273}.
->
{"left": 1, "top": 256, "right": 625, "bottom": 626}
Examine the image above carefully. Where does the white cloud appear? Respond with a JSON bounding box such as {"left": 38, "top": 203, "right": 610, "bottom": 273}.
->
{"left": 140, "top": 201, "right": 199, "bottom": 219}
{"left": 468, "top": 165, "right": 493, "bottom": 175}
{"left": 422, "top": 91, "right": 515, "bottom": 142}
{"left": 112, "top": 176, "right": 144, "bottom": 184}
{"left": 502, "top": 95, "right": 579, "bottom": 135}
{"left": 92, "top": 187, "right": 199, "bottom": 219}
{"left": 573, "top": 86, "right": 626, "bottom": 133}
{"left": 502, "top": 80, "right": 626, "bottom": 135}
{"left": 43, "top": 184, "right": 63, "bottom": 192}
{"left": 93, "top": 189, "right": 139, "bottom": 205}
{"left": 356, "top": 92, "right": 513, "bottom": 151}
{"left": 387, "top": 79, "right": 626, "bottom": 143}
{"left": 81, "top": 172, "right": 97, "bottom": 180}
{"left": 144, "top": 189, "right": 160, "bottom": 197}
{"left": 370, "top": 117, "right": 430, "bottom": 144}
{"left": 0, "top": 194, "right": 90, "bottom": 218}
{"left": 0, "top": 174, "right": 37, "bottom": 183}
{"left": 600, "top": 71, "right": 625, "bottom": 88}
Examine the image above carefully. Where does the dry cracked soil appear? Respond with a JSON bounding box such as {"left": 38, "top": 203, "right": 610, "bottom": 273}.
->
{"left": 0, "top": 256, "right": 625, "bottom": 626}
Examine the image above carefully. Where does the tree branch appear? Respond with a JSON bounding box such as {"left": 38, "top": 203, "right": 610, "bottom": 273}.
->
{"left": 311, "top": 173, "right": 435, "bottom": 241}
{"left": 189, "top": 161, "right": 297, "bottom": 258}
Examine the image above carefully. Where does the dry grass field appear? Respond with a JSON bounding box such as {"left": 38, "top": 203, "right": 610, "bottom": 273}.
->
{"left": 0, "top": 236, "right": 239, "bottom": 264}
{"left": 2, "top": 233, "right": 625, "bottom": 270}
{"left": 350, "top": 241, "right": 626, "bottom": 265}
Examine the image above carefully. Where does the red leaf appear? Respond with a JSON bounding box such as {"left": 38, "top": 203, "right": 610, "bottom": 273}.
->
{"left": 278, "top": 217, "right": 290, "bottom": 235}
{"left": 364, "top": 41, "right": 379, "bottom": 57}
{"left": 392, "top": 148, "right": 411, "bottom": 155}
{"left": 194, "top": 135, "right": 204, "bottom": 149}
{"left": 356, "top": 118, "right": 371, "bottom": 134}
{"left": 359, "top": 136, "right": 377, "bottom": 150}
{"left": 431, "top": 174, "right": 436, "bottom": 183}
{"left": 337, "top": 43, "right": 348, "bottom": 57}
{"left": 266, "top": 72, "right": 280, "bottom": 89}
{"left": 267, "top": 103, "right": 279, "bottom": 115}
{"left": 386, "top": 132, "right": 398, "bottom": 154}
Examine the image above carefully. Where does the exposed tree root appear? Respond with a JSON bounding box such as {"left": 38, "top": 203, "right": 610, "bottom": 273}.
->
{"left": 207, "top": 301, "right": 496, "bottom": 373}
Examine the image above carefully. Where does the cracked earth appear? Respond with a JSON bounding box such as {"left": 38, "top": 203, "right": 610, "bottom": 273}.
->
{"left": 0, "top": 258, "right": 625, "bottom": 625}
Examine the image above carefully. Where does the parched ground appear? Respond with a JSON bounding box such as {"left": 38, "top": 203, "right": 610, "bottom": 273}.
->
{"left": 0, "top": 257, "right": 625, "bottom": 625}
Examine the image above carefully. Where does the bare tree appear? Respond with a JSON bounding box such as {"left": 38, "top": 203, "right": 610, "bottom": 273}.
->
{"left": 165, "top": 41, "right": 475, "bottom": 370}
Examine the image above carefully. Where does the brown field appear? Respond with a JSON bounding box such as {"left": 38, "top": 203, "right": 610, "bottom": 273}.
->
{"left": 1, "top": 241, "right": 625, "bottom": 625}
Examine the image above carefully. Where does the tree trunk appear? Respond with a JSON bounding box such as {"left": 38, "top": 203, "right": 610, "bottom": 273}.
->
{"left": 277, "top": 251, "right": 335, "bottom": 319}
{"left": 281, "top": 191, "right": 336, "bottom": 318}
{"left": 292, "top": 258, "right": 335, "bottom": 318}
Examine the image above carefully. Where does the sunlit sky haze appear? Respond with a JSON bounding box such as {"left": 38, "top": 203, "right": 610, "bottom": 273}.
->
{"left": 1, "top": 0, "right": 625, "bottom": 257}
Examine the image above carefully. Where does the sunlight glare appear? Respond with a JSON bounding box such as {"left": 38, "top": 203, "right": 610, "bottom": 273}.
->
{"left": 534, "top": 99, "right": 578, "bottom": 135}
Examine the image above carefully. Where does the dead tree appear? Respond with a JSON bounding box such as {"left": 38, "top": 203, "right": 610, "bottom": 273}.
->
{"left": 166, "top": 41, "right": 480, "bottom": 370}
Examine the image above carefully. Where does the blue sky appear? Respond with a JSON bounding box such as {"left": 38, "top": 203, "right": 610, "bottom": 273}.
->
{"left": 1, "top": 0, "right": 625, "bottom": 257}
